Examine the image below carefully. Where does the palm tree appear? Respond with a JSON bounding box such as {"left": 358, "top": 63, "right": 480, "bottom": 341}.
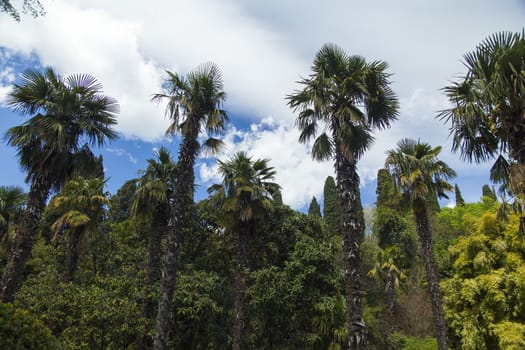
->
{"left": 385, "top": 138, "right": 456, "bottom": 350}
{"left": 208, "top": 151, "right": 279, "bottom": 350}
{"left": 287, "top": 43, "right": 399, "bottom": 349}
{"left": 131, "top": 147, "right": 177, "bottom": 348}
{"left": 0, "top": 186, "right": 26, "bottom": 243}
{"left": 1, "top": 68, "right": 118, "bottom": 302}
{"left": 439, "top": 31, "right": 525, "bottom": 198}
{"left": 46, "top": 176, "right": 109, "bottom": 282}
{"left": 367, "top": 246, "right": 406, "bottom": 331}
{"left": 151, "top": 62, "right": 229, "bottom": 350}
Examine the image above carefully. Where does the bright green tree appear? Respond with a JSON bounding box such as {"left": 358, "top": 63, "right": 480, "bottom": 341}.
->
{"left": 151, "top": 62, "right": 229, "bottom": 350}
{"left": 385, "top": 138, "right": 456, "bottom": 350}
{"left": 442, "top": 210, "right": 525, "bottom": 349}
{"left": 1, "top": 68, "right": 118, "bottom": 302}
{"left": 287, "top": 43, "right": 399, "bottom": 349}
{"left": 208, "top": 151, "right": 279, "bottom": 350}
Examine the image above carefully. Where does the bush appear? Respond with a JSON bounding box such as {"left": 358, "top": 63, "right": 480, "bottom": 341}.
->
{"left": 0, "top": 302, "right": 60, "bottom": 350}
{"left": 392, "top": 333, "right": 437, "bottom": 350}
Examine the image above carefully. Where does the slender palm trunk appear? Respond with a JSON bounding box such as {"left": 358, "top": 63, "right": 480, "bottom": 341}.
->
{"left": 336, "top": 152, "right": 366, "bottom": 350}
{"left": 136, "top": 204, "right": 168, "bottom": 349}
{"left": 144, "top": 203, "right": 167, "bottom": 318}
{"left": 63, "top": 229, "right": 81, "bottom": 282}
{"left": 386, "top": 272, "right": 397, "bottom": 332}
{"left": 413, "top": 205, "right": 448, "bottom": 350}
{"left": 1, "top": 179, "right": 49, "bottom": 302}
{"left": 153, "top": 132, "right": 198, "bottom": 350}
{"left": 232, "top": 223, "right": 250, "bottom": 350}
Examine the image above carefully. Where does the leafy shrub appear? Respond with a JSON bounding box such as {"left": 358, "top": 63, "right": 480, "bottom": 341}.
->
{"left": 0, "top": 302, "right": 60, "bottom": 350}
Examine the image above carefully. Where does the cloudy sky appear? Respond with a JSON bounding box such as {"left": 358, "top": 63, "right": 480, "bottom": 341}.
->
{"left": 0, "top": 0, "right": 524, "bottom": 210}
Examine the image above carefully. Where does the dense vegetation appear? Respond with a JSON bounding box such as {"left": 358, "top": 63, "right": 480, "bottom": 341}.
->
{"left": 1, "top": 30, "right": 524, "bottom": 349}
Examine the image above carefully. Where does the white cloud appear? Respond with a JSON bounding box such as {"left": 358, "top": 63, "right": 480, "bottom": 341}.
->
{"left": 105, "top": 148, "right": 137, "bottom": 164}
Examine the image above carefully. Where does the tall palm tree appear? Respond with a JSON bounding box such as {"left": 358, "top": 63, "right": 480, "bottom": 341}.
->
{"left": 385, "top": 138, "right": 456, "bottom": 350}
{"left": 1, "top": 68, "right": 118, "bottom": 302}
{"left": 439, "top": 31, "right": 525, "bottom": 197}
{"left": 46, "top": 176, "right": 109, "bottom": 282}
{"left": 0, "top": 186, "right": 26, "bottom": 243}
{"left": 208, "top": 151, "right": 279, "bottom": 350}
{"left": 287, "top": 43, "right": 399, "bottom": 349}
{"left": 151, "top": 62, "right": 229, "bottom": 350}
{"left": 131, "top": 147, "right": 177, "bottom": 348}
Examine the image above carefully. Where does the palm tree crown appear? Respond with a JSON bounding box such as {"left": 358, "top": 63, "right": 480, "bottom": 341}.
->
{"left": 152, "top": 62, "right": 229, "bottom": 154}
{"left": 5, "top": 67, "right": 118, "bottom": 190}
{"left": 439, "top": 31, "right": 525, "bottom": 189}
{"left": 132, "top": 147, "right": 177, "bottom": 217}
{"left": 385, "top": 139, "right": 457, "bottom": 210}
{"left": 287, "top": 43, "right": 399, "bottom": 162}
{"left": 208, "top": 151, "right": 279, "bottom": 224}
{"left": 0, "top": 186, "right": 26, "bottom": 240}
{"left": 46, "top": 176, "right": 109, "bottom": 282}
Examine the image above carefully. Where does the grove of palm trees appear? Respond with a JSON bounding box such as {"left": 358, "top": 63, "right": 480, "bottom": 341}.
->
{"left": 1, "top": 28, "right": 525, "bottom": 350}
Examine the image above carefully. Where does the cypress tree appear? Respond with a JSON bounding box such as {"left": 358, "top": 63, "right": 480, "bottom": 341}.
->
{"left": 455, "top": 184, "right": 465, "bottom": 207}
{"left": 482, "top": 184, "right": 497, "bottom": 201}
{"left": 308, "top": 196, "right": 322, "bottom": 218}
{"left": 323, "top": 176, "right": 340, "bottom": 235}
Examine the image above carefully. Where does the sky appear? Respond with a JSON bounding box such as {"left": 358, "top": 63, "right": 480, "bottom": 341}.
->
{"left": 0, "top": 0, "right": 524, "bottom": 211}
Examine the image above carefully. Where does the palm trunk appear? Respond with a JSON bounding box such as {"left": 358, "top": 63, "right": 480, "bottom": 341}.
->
{"left": 386, "top": 272, "right": 397, "bottom": 332}
{"left": 143, "top": 203, "right": 167, "bottom": 318}
{"left": 413, "top": 205, "right": 448, "bottom": 350}
{"left": 1, "top": 178, "right": 49, "bottom": 302}
{"left": 63, "top": 229, "right": 81, "bottom": 282}
{"left": 336, "top": 152, "right": 366, "bottom": 350}
{"left": 153, "top": 132, "right": 198, "bottom": 350}
{"left": 136, "top": 204, "right": 168, "bottom": 350}
{"left": 232, "top": 223, "right": 250, "bottom": 350}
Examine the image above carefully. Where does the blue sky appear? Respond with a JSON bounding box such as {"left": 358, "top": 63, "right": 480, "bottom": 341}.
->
{"left": 1, "top": 0, "right": 524, "bottom": 210}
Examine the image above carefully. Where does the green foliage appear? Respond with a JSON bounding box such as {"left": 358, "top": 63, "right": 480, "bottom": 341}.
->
{"left": 482, "top": 184, "right": 497, "bottom": 201}
{"left": 108, "top": 180, "right": 137, "bottom": 223}
{"left": 323, "top": 176, "right": 340, "bottom": 235}
{"left": 248, "top": 232, "right": 345, "bottom": 349}
{"left": 392, "top": 334, "right": 437, "bottom": 350}
{"left": 308, "top": 196, "right": 322, "bottom": 218}
{"left": 493, "top": 322, "right": 525, "bottom": 350}
{"left": 442, "top": 209, "right": 525, "bottom": 349}
{"left": 170, "top": 267, "right": 228, "bottom": 349}
{"left": 0, "top": 302, "right": 59, "bottom": 349}
{"left": 17, "top": 270, "right": 144, "bottom": 350}
{"left": 455, "top": 184, "right": 465, "bottom": 207}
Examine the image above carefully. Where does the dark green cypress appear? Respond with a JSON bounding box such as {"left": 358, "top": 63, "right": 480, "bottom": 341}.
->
{"left": 323, "top": 176, "right": 341, "bottom": 235}
{"left": 482, "top": 184, "right": 497, "bottom": 201}
{"left": 455, "top": 184, "right": 465, "bottom": 206}
{"left": 308, "top": 196, "right": 322, "bottom": 218}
